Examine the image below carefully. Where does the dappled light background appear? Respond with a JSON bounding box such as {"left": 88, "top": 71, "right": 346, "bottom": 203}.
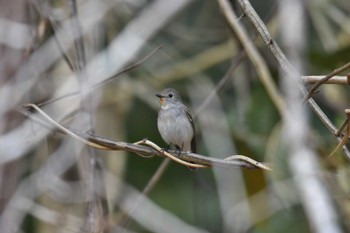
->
{"left": 0, "top": 0, "right": 349, "bottom": 232}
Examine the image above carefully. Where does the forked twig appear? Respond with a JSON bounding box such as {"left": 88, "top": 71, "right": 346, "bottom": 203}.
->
{"left": 303, "top": 61, "right": 350, "bottom": 102}
{"left": 329, "top": 109, "right": 350, "bottom": 157}
{"left": 234, "top": 0, "right": 350, "bottom": 159}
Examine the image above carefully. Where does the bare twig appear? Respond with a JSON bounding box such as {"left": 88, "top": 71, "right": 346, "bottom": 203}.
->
{"left": 37, "top": 45, "right": 161, "bottom": 107}
{"left": 135, "top": 140, "right": 208, "bottom": 169}
{"left": 217, "top": 0, "right": 286, "bottom": 117}
{"left": 303, "top": 61, "right": 350, "bottom": 101}
{"left": 118, "top": 158, "right": 171, "bottom": 228}
{"left": 68, "top": 0, "right": 106, "bottom": 230}
{"left": 49, "top": 18, "right": 76, "bottom": 71}
{"left": 329, "top": 110, "right": 350, "bottom": 157}
{"left": 195, "top": 47, "right": 246, "bottom": 115}
{"left": 302, "top": 75, "right": 350, "bottom": 85}
{"left": 153, "top": 41, "right": 235, "bottom": 86}
{"left": 235, "top": 0, "right": 350, "bottom": 159}
{"left": 335, "top": 118, "right": 349, "bottom": 137}
{"left": 278, "top": 0, "right": 342, "bottom": 232}
{"left": 225, "top": 155, "right": 271, "bottom": 171}
{"left": 23, "top": 104, "right": 110, "bottom": 150}
{"left": 96, "top": 45, "right": 162, "bottom": 89}
{"left": 24, "top": 103, "right": 271, "bottom": 170}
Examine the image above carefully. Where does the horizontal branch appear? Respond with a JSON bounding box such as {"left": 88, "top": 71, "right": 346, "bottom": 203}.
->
{"left": 303, "top": 61, "right": 350, "bottom": 101}
{"left": 24, "top": 103, "right": 271, "bottom": 171}
{"left": 302, "top": 75, "right": 350, "bottom": 85}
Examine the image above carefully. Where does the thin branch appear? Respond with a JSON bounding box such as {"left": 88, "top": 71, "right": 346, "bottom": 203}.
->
{"left": 302, "top": 75, "right": 350, "bottom": 85}
{"left": 95, "top": 45, "right": 162, "bottom": 89}
{"left": 37, "top": 45, "right": 161, "bottom": 107}
{"left": 237, "top": 0, "right": 295, "bottom": 74}
{"left": 217, "top": 0, "right": 286, "bottom": 117}
{"left": 195, "top": 46, "right": 246, "bottom": 115}
{"left": 335, "top": 118, "right": 349, "bottom": 137}
{"left": 68, "top": 1, "right": 107, "bottom": 229}
{"left": 23, "top": 104, "right": 110, "bottom": 150}
{"left": 196, "top": 2, "right": 277, "bottom": 115}
{"left": 329, "top": 124, "right": 350, "bottom": 158}
{"left": 24, "top": 103, "right": 271, "bottom": 171}
{"left": 329, "top": 109, "right": 350, "bottom": 157}
{"left": 118, "top": 158, "right": 171, "bottom": 228}
{"left": 135, "top": 140, "right": 208, "bottom": 169}
{"left": 235, "top": 0, "right": 350, "bottom": 159}
{"left": 303, "top": 61, "right": 350, "bottom": 101}
{"left": 50, "top": 19, "right": 76, "bottom": 71}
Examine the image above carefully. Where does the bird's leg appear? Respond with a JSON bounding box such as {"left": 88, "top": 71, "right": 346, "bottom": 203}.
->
{"left": 175, "top": 145, "right": 183, "bottom": 156}
{"left": 161, "top": 143, "right": 173, "bottom": 153}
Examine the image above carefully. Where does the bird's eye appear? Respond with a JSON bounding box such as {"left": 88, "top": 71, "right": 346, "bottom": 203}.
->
{"left": 168, "top": 93, "right": 173, "bottom": 98}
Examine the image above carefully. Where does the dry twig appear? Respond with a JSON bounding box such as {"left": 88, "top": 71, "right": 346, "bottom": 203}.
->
{"left": 24, "top": 103, "right": 271, "bottom": 171}
{"left": 234, "top": 0, "right": 350, "bottom": 159}
{"left": 329, "top": 109, "right": 350, "bottom": 157}
{"left": 303, "top": 61, "right": 350, "bottom": 102}
{"left": 302, "top": 75, "right": 350, "bottom": 85}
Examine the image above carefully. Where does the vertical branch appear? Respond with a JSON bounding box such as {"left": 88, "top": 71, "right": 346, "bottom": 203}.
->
{"left": 68, "top": 0, "right": 106, "bottom": 232}
{"left": 278, "top": 1, "right": 342, "bottom": 233}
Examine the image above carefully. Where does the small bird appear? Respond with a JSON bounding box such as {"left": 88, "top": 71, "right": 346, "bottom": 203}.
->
{"left": 156, "top": 88, "right": 196, "bottom": 154}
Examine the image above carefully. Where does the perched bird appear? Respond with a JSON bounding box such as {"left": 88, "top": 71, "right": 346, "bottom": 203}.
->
{"left": 156, "top": 88, "right": 196, "bottom": 153}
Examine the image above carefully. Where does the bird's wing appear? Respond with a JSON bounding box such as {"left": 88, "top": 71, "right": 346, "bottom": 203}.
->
{"left": 185, "top": 108, "right": 196, "bottom": 153}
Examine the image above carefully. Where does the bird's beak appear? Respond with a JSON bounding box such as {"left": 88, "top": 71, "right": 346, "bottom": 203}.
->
{"left": 156, "top": 94, "right": 164, "bottom": 105}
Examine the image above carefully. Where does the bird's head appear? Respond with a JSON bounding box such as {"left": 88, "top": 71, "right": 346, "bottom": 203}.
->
{"left": 156, "top": 88, "right": 182, "bottom": 108}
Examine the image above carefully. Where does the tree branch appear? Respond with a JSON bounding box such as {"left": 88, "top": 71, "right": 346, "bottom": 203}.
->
{"left": 303, "top": 61, "right": 350, "bottom": 101}
{"left": 234, "top": 0, "right": 350, "bottom": 159}
{"left": 24, "top": 104, "right": 271, "bottom": 171}
{"left": 302, "top": 75, "right": 350, "bottom": 85}
{"left": 217, "top": 0, "right": 286, "bottom": 117}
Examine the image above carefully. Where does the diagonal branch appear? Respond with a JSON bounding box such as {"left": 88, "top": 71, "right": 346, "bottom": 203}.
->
{"left": 234, "top": 0, "right": 350, "bottom": 159}
{"left": 217, "top": 0, "right": 286, "bottom": 117}
{"left": 329, "top": 109, "right": 350, "bottom": 157}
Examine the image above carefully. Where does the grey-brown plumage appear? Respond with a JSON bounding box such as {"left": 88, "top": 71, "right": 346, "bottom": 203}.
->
{"left": 156, "top": 88, "right": 196, "bottom": 153}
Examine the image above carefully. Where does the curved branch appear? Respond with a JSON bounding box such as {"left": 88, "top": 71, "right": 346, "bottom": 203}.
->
{"left": 24, "top": 104, "right": 271, "bottom": 171}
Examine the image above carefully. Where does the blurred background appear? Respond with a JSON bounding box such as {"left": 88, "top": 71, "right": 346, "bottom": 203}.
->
{"left": 0, "top": 0, "right": 349, "bottom": 232}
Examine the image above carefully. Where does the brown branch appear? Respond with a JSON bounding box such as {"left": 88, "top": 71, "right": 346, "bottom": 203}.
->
{"left": 335, "top": 117, "right": 349, "bottom": 137}
{"left": 135, "top": 140, "right": 208, "bottom": 169}
{"left": 234, "top": 0, "right": 350, "bottom": 159}
{"left": 24, "top": 103, "right": 271, "bottom": 171}
{"left": 302, "top": 75, "right": 350, "bottom": 85}
{"left": 329, "top": 109, "right": 350, "bottom": 157}
{"left": 303, "top": 61, "right": 350, "bottom": 102}
{"left": 217, "top": 0, "right": 286, "bottom": 117}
